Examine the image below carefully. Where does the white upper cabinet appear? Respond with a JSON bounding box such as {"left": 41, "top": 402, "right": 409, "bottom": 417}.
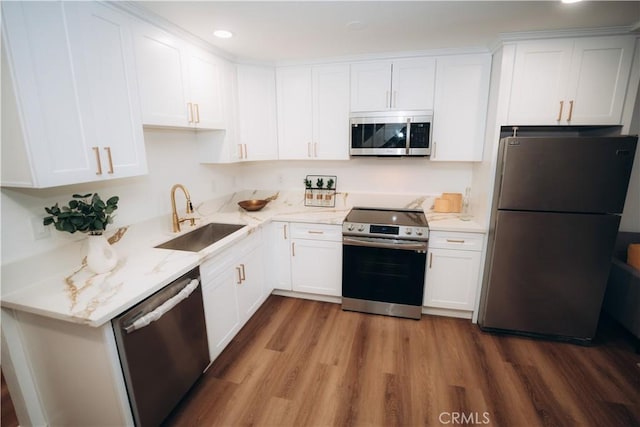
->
{"left": 185, "top": 49, "right": 225, "bottom": 129}
{"left": 431, "top": 54, "right": 491, "bottom": 162}
{"left": 350, "top": 57, "right": 436, "bottom": 112}
{"left": 133, "top": 24, "right": 225, "bottom": 129}
{"left": 277, "top": 64, "right": 350, "bottom": 160}
{"left": 507, "top": 36, "right": 635, "bottom": 125}
{"left": 277, "top": 67, "right": 313, "bottom": 159}
{"left": 236, "top": 65, "right": 279, "bottom": 161}
{"left": 1, "top": 1, "right": 146, "bottom": 188}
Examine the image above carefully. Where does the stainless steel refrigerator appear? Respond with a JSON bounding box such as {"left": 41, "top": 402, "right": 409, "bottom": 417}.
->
{"left": 478, "top": 134, "right": 637, "bottom": 343}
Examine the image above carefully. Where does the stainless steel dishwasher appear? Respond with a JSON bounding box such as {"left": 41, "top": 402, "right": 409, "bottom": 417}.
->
{"left": 112, "top": 267, "right": 209, "bottom": 426}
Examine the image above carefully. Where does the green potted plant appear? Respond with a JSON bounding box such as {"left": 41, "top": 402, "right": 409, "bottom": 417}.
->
{"left": 43, "top": 193, "right": 120, "bottom": 274}
{"left": 325, "top": 178, "right": 335, "bottom": 205}
{"left": 315, "top": 178, "right": 324, "bottom": 201}
{"left": 304, "top": 178, "right": 313, "bottom": 201}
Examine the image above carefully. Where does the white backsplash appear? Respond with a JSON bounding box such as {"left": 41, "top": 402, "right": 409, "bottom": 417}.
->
{"left": 1, "top": 130, "right": 474, "bottom": 264}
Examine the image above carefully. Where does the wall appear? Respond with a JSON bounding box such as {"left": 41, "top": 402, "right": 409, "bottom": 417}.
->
{"left": 0, "top": 129, "right": 239, "bottom": 264}
{"left": 236, "top": 158, "right": 473, "bottom": 195}
{"left": 1, "top": 130, "right": 473, "bottom": 264}
{"left": 619, "top": 83, "right": 640, "bottom": 232}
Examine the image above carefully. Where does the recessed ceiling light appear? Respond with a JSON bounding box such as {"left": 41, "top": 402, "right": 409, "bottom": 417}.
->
{"left": 213, "top": 30, "right": 233, "bottom": 39}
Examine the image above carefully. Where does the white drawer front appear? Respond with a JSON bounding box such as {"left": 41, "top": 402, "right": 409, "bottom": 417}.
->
{"left": 428, "top": 231, "right": 484, "bottom": 251}
{"left": 290, "top": 223, "right": 342, "bottom": 242}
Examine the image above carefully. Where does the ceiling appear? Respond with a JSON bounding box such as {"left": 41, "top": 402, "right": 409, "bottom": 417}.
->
{"left": 138, "top": 1, "right": 640, "bottom": 63}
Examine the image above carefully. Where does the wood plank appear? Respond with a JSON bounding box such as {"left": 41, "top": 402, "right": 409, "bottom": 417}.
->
{"left": 158, "top": 296, "right": 640, "bottom": 427}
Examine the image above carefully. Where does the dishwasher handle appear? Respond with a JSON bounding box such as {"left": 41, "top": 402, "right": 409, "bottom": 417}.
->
{"left": 123, "top": 278, "right": 200, "bottom": 334}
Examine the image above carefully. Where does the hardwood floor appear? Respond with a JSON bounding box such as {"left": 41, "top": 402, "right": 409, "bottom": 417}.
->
{"left": 1, "top": 371, "right": 19, "bottom": 427}
{"left": 165, "top": 296, "right": 640, "bottom": 427}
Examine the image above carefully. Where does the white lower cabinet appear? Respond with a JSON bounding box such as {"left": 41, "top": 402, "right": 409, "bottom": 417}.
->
{"left": 290, "top": 223, "right": 342, "bottom": 297}
{"left": 267, "top": 221, "right": 293, "bottom": 291}
{"left": 423, "top": 231, "right": 484, "bottom": 311}
{"left": 200, "top": 229, "right": 265, "bottom": 361}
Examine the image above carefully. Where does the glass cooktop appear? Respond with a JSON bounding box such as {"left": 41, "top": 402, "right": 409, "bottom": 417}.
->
{"left": 344, "top": 207, "right": 428, "bottom": 227}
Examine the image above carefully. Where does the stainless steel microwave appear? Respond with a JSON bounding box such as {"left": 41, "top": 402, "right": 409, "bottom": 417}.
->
{"left": 350, "top": 110, "right": 432, "bottom": 156}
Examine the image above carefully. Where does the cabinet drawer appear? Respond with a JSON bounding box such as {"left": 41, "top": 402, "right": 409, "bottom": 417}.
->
{"left": 428, "top": 231, "right": 484, "bottom": 251}
{"left": 200, "top": 229, "right": 262, "bottom": 283}
{"left": 290, "top": 223, "right": 342, "bottom": 242}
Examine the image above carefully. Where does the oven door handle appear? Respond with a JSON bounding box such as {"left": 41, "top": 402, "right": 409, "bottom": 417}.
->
{"left": 343, "top": 236, "right": 427, "bottom": 252}
{"left": 123, "top": 278, "right": 200, "bottom": 334}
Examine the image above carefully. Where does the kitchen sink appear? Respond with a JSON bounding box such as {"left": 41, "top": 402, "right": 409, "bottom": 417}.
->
{"left": 155, "top": 223, "right": 246, "bottom": 252}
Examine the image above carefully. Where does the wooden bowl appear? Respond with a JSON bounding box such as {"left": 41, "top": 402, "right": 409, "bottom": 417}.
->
{"left": 238, "top": 199, "right": 269, "bottom": 211}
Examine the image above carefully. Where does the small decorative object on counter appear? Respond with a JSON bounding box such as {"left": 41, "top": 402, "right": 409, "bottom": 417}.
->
{"left": 433, "top": 192, "right": 462, "bottom": 213}
{"left": 460, "top": 187, "right": 472, "bottom": 221}
{"left": 304, "top": 175, "right": 337, "bottom": 207}
{"left": 43, "top": 193, "right": 119, "bottom": 274}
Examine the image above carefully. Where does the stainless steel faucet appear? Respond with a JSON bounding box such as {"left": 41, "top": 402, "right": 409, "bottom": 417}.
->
{"left": 170, "top": 184, "right": 196, "bottom": 232}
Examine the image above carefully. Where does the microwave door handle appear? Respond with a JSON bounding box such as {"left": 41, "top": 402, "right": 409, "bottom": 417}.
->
{"left": 407, "top": 118, "right": 413, "bottom": 155}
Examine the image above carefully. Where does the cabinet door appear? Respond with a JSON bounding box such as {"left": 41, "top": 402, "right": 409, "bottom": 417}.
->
{"left": 266, "top": 222, "right": 292, "bottom": 291}
{"left": 507, "top": 40, "right": 573, "bottom": 125}
{"left": 188, "top": 48, "right": 225, "bottom": 129}
{"left": 312, "top": 64, "right": 350, "bottom": 160}
{"left": 276, "top": 67, "right": 313, "bottom": 160}
{"left": 2, "top": 2, "right": 91, "bottom": 187}
{"left": 431, "top": 54, "right": 491, "bottom": 161}
{"left": 350, "top": 61, "right": 392, "bottom": 111}
{"left": 237, "top": 65, "right": 279, "bottom": 161}
{"left": 391, "top": 57, "right": 436, "bottom": 110}
{"left": 66, "top": 2, "right": 147, "bottom": 179}
{"left": 423, "top": 248, "right": 481, "bottom": 311}
{"left": 202, "top": 266, "right": 241, "bottom": 361}
{"left": 236, "top": 243, "right": 265, "bottom": 322}
{"left": 566, "top": 36, "right": 635, "bottom": 125}
{"left": 291, "top": 239, "right": 342, "bottom": 296}
{"left": 133, "top": 24, "right": 190, "bottom": 128}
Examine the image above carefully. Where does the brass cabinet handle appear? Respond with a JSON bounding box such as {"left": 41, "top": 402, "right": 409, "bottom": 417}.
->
{"left": 240, "top": 264, "right": 246, "bottom": 281}
{"left": 194, "top": 103, "right": 200, "bottom": 124}
{"left": 567, "top": 100, "right": 574, "bottom": 122}
{"left": 393, "top": 91, "right": 397, "bottom": 109}
{"left": 314, "top": 143, "right": 318, "bottom": 157}
{"left": 557, "top": 100, "right": 564, "bottom": 121}
{"left": 431, "top": 141, "right": 436, "bottom": 159}
{"left": 104, "top": 147, "right": 114, "bottom": 174}
{"left": 187, "top": 102, "right": 194, "bottom": 124}
{"left": 244, "top": 144, "right": 248, "bottom": 159}
{"left": 93, "top": 147, "right": 102, "bottom": 175}
{"left": 429, "top": 252, "right": 433, "bottom": 269}
{"left": 308, "top": 142, "right": 312, "bottom": 158}
{"left": 283, "top": 224, "right": 287, "bottom": 240}
{"left": 446, "top": 239, "right": 465, "bottom": 243}
{"left": 238, "top": 144, "right": 243, "bottom": 159}
{"left": 292, "top": 242, "right": 295, "bottom": 257}
{"left": 236, "top": 266, "right": 242, "bottom": 284}
{"left": 386, "top": 90, "right": 390, "bottom": 108}
{"left": 308, "top": 230, "right": 324, "bottom": 235}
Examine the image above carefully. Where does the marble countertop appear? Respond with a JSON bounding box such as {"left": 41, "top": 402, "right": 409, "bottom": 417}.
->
{"left": 0, "top": 190, "right": 485, "bottom": 327}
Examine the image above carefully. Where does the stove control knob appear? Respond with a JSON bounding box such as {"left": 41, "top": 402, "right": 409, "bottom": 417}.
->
{"left": 416, "top": 229, "right": 424, "bottom": 236}
{"left": 358, "top": 225, "right": 366, "bottom": 232}
{"left": 347, "top": 224, "right": 355, "bottom": 231}
{"left": 405, "top": 228, "right": 412, "bottom": 235}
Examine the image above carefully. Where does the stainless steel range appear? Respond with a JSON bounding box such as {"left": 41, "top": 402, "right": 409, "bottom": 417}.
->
{"left": 342, "top": 207, "right": 429, "bottom": 319}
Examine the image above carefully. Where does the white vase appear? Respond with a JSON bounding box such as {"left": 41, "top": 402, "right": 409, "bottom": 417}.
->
{"left": 86, "top": 234, "right": 118, "bottom": 274}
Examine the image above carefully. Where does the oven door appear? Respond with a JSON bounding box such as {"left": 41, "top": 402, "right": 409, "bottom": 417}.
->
{"left": 342, "top": 236, "right": 427, "bottom": 307}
